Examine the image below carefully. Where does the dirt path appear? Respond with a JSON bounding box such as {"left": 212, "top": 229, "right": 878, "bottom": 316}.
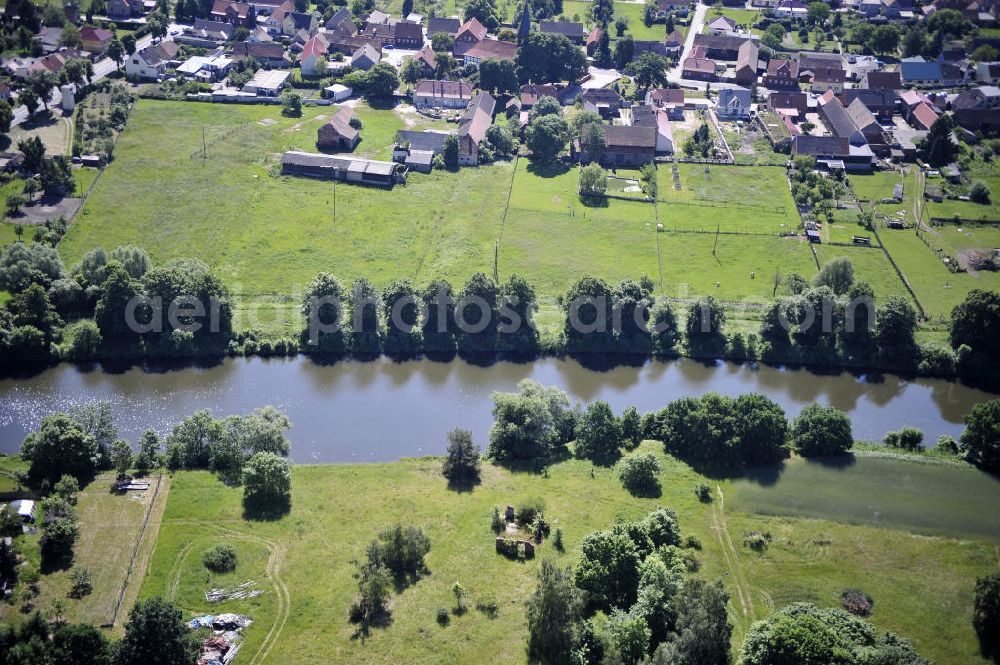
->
{"left": 164, "top": 520, "right": 290, "bottom": 665}
{"left": 710, "top": 486, "right": 756, "bottom": 624}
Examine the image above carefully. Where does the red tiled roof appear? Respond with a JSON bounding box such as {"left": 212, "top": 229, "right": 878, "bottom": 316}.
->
{"left": 683, "top": 57, "right": 715, "bottom": 74}
{"left": 456, "top": 38, "right": 517, "bottom": 61}
{"left": 80, "top": 26, "right": 114, "bottom": 42}
{"left": 301, "top": 34, "right": 328, "bottom": 59}
{"left": 911, "top": 102, "right": 938, "bottom": 128}
{"left": 456, "top": 17, "right": 487, "bottom": 42}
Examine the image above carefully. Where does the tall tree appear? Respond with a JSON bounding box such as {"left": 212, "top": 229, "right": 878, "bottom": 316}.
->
{"left": 117, "top": 597, "right": 200, "bottom": 665}
{"left": 526, "top": 560, "right": 583, "bottom": 664}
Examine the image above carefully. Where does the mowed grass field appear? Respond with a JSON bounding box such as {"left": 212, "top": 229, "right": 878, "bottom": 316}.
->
{"left": 56, "top": 100, "right": 964, "bottom": 335}
{"left": 135, "top": 444, "right": 1000, "bottom": 665}
{"left": 659, "top": 234, "right": 817, "bottom": 302}
{"left": 849, "top": 171, "right": 904, "bottom": 202}
{"left": 60, "top": 100, "right": 508, "bottom": 300}
{"left": 657, "top": 164, "right": 799, "bottom": 233}
{"left": 1, "top": 470, "right": 170, "bottom": 629}
{"left": 727, "top": 455, "right": 1000, "bottom": 541}
{"left": 813, "top": 245, "right": 913, "bottom": 303}
{"left": 878, "top": 227, "right": 1000, "bottom": 321}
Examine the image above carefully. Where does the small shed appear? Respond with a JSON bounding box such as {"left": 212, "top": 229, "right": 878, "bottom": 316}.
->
{"left": 9, "top": 500, "right": 35, "bottom": 522}
{"left": 323, "top": 84, "right": 353, "bottom": 101}
{"left": 80, "top": 154, "right": 102, "bottom": 168}
{"left": 806, "top": 229, "right": 821, "bottom": 243}
{"left": 405, "top": 149, "right": 434, "bottom": 173}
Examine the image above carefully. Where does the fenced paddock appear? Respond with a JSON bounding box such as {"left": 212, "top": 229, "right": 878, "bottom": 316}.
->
{"left": 656, "top": 233, "right": 818, "bottom": 303}
{"left": 812, "top": 244, "right": 913, "bottom": 302}
{"left": 654, "top": 163, "right": 799, "bottom": 233}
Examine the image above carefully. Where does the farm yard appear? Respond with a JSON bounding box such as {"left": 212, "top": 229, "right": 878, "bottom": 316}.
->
{"left": 128, "top": 446, "right": 999, "bottom": 665}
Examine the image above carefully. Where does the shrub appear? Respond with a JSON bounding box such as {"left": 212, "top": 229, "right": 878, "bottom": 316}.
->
{"left": 452, "top": 581, "right": 468, "bottom": 614}
{"left": 935, "top": 435, "right": 959, "bottom": 455}
{"left": 436, "top": 606, "right": 450, "bottom": 625}
{"left": 369, "top": 524, "right": 431, "bottom": 577}
{"left": 742, "top": 531, "right": 771, "bottom": 552}
{"left": 620, "top": 406, "right": 642, "bottom": 450}
{"left": 476, "top": 592, "right": 499, "bottom": 618}
{"left": 53, "top": 475, "right": 80, "bottom": 504}
{"left": 202, "top": 544, "right": 238, "bottom": 574}
{"left": 695, "top": 483, "right": 712, "bottom": 503}
{"left": 69, "top": 567, "right": 92, "bottom": 598}
{"left": 532, "top": 513, "right": 551, "bottom": 543}
{"left": 971, "top": 180, "right": 991, "bottom": 204}
{"left": 790, "top": 404, "right": 853, "bottom": 457}
{"left": 490, "top": 505, "right": 505, "bottom": 533}
{"left": 840, "top": 589, "right": 874, "bottom": 617}
{"left": 553, "top": 526, "right": 564, "bottom": 552}
{"left": 974, "top": 574, "right": 1000, "bottom": 652}
{"left": 685, "top": 535, "right": 702, "bottom": 550}
{"left": 883, "top": 427, "right": 923, "bottom": 451}
{"left": 517, "top": 497, "right": 546, "bottom": 526}
{"left": 441, "top": 428, "right": 481, "bottom": 484}
{"left": 617, "top": 453, "right": 662, "bottom": 497}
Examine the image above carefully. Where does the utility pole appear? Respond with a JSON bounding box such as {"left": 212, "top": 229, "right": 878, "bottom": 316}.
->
{"left": 493, "top": 240, "right": 498, "bottom": 282}
{"left": 712, "top": 224, "right": 720, "bottom": 256}
{"left": 333, "top": 178, "right": 337, "bottom": 225}
{"left": 202, "top": 126, "right": 206, "bottom": 160}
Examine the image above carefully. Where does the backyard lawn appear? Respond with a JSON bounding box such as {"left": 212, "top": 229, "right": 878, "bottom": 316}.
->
{"left": 657, "top": 164, "right": 799, "bottom": 233}
{"left": 6, "top": 472, "right": 170, "bottom": 628}
{"left": 849, "top": 171, "right": 904, "bottom": 202}
{"left": 704, "top": 7, "right": 760, "bottom": 30}
{"left": 130, "top": 445, "right": 999, "bottom": 665}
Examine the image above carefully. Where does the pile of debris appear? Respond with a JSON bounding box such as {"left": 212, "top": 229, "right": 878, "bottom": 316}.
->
{"left": 205, "top": 581, "right": 262, "bottom": 604}
{"left": 188, "top": 613, "right": 252, "bottom": 665}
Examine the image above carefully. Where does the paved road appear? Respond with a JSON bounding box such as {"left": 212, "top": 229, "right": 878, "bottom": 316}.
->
{"left": 10, "top": 33, "right": 154, "bottom": 127}
{"left": 666, "top": 3, "right": 763, "bottom": 92}
{"left": 668, "top": 1, "right": 707, "bottom": 83}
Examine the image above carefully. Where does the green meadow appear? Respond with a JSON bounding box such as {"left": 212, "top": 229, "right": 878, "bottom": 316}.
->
{"left": 47, "top": 100, "right": 992, "bottom": 338}
{"left": 129, "top": 444, "right": 1000, "bottom": 665}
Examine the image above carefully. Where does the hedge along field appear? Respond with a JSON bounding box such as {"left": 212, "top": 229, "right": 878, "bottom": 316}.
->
{"left": 658, "top": 233, "right": 818, "bottom": 302}
{"left": 136, "top": 445, "right": 999, "bottom": 665}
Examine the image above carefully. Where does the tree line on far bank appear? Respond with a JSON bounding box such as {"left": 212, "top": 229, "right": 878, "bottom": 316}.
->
{"left": 4, "top": 241, "right": 1000, "bottom": 388}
